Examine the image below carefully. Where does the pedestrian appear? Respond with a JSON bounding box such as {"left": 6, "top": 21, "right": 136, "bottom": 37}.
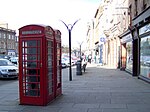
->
{"left": 82, "top": 58, "right": 87, "bottom": 72}
{"left": 88, "top": 55, "right": 92, "bottom": 63}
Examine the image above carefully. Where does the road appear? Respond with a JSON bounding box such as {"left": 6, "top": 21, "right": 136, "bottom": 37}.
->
{"left": 0, "top": 78, "right": 18, "bottom": 86}
{"left": 0, "top": 67, "right": 72, "bottom": 86}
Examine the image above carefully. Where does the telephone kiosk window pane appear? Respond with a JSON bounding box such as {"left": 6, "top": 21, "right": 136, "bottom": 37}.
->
{"left": 23, "top": 40, "right": 40, "bottom": 47}
{"left": 48, "top": 41, "right": 53, "bottom": 47}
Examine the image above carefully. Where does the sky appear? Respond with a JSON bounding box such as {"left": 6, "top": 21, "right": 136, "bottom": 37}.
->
{"left": 0, "top": 0, "right": 101, "bottom": 48}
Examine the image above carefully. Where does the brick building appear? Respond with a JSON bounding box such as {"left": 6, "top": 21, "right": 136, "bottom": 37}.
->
{"left": 0, "top": 26, "right": 17, "bottom": 56}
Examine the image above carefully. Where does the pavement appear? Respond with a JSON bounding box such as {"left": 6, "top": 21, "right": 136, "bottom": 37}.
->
{"left": 0, "top": 63, "right": 150, "bottom": 112}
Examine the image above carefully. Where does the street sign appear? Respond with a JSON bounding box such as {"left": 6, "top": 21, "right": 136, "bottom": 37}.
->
{"left": 100, "top": 37, "right": 105, "bottom": 42}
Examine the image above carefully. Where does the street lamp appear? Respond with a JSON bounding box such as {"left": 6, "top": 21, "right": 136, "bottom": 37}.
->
{"left": 60, "top": 19, "right": 80, "bottom": 81}
{"left": 77, "top": 41, "right": 83, "bottom": 60}
{"left": 0, "top": 23, "right": 8, "bottom": 55}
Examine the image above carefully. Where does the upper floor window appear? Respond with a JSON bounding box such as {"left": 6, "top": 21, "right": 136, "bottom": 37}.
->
{"left": 143, "top": 0, "right": 147, "bottom": 10}
{"left": 8, "top": 34, "right": 11, "bottom": 39}
{"left": 129, "top": 5, "right": 132, "bottom": 26}
{"left": 11, "top": 35, "right": 13, "bottom": 40}
{"left": 3, "top": 33, "right": 6, "bottom": 39}
{"left": 134, "top": 0, "right": 138, "bottom": 16}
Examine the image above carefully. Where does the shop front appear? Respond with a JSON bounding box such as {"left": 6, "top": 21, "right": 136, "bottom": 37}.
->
{"left": 131, "top": 6, "right": 150, "bottom": 82}
{"left": 139, "top": 23, "right": 150, "bottom": 81}
{"left": 120, "top": 30, "right": 133, "bottom": 74}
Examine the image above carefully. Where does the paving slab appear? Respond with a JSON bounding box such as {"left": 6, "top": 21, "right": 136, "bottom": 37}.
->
{"left": 0, "top": 63, "right": 150, "bottom": 112}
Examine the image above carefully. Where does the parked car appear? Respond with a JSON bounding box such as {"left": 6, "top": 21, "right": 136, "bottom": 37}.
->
{"left": 62, "top": 58, "right": 70, "bottom": 67}
{"left": 10, "top": 57, "right": 18, "bottom": 65}
{"left": 0, "top": 55, "right": 5, "bottom": 59}
{"left": 62, "top": 57, "right": 75, "bottom": 66}
{"left": 61, "top": 59, "right": 68, "bottom": 68}
{"left": 0, "top": 59, "right": 18, "bottom": 79}
{"left": 4, "top": 55, "right": 12, "bottom": 60}
{"left": 71, "top": 56, "right": 79, "bottom": 65}
{"left": 62, "top": 54, "right": 78, "bottom": 66}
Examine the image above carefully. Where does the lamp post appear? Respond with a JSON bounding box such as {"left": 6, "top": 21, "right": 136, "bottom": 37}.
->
{"left": 60, "top": 19, "right": 80, "bottom": 81}
{"left": 0, "top": 23, "right": 8, "bottom": 55}
{"left": 77, "top": 41, "right": 83, "bottom": 60}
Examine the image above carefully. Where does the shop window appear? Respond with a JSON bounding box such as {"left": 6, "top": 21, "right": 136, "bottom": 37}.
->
{"left": 140, "top": 36, "right": 150, "bottom": 79}
{"left": 126, "top": 42, "right": 133, "bottom": 73}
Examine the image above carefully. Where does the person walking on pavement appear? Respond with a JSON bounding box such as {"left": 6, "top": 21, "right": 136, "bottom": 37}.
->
{"left": 82, "top": 58, "right": 87, "bottom": 72}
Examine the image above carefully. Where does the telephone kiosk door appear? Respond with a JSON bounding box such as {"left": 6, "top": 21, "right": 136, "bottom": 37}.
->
{"left": 19, "top": 37, "right": 43, "bottom": 105}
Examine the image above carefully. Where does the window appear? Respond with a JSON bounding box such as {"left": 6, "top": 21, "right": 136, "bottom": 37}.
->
{"left": 140, "top": 35, "right": 150, "bottom": 79}
{"left": 126, "top": 42, "right": 133, "bottom": 73}
{"left": 8, "top": 34, "right": 11, "bottom": 39}
{"left": 134, "top": 0, "right": 138, "bottom": 16}
{"left": 129, "top": 5, "right": 132, "bottom": 26}
{"left": 12, "top": 35, "right": 14, "bottom": 40}
{"left": 3, "top": 33, "right": 6, "bottom": 38}
{"left": 143, "top": 0, "right": 147, "bottom": 10}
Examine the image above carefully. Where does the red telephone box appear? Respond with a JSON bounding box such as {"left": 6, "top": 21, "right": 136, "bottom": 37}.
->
{"left": 54, "top": 29, "right": 62, "bottom": 97}
{"left": 19, "top": 24, "right": 61, "bottom": 106}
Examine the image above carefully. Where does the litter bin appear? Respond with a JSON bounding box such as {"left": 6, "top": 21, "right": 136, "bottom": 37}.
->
{"left": 76, "top": 60, "right": 82, "bottom": 75}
